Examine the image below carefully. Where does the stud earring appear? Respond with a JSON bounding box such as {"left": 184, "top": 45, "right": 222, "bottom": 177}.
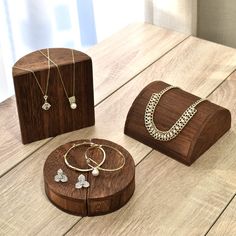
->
{"left": 54, "top": 169, "right": 68, "bottom": 182}
{"left": 75, "top": 174, "right": 90, "bottom": 189}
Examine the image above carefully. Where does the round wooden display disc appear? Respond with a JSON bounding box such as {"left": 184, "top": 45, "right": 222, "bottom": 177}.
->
{"left": 43, "top": 138, "right": 135, "bottom": 216}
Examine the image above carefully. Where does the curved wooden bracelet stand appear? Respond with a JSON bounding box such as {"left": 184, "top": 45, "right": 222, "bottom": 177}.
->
{"left": 124, "top": 81, "right": 231, "bottom": 165}
{"left": 43, "top": 139, "right": 135, "bottom": 216}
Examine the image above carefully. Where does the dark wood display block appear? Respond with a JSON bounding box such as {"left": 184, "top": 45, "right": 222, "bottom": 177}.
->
{"left": 124, "top": 81, "right": 231, "bottom": 165}
{"left": 43, "top": 139, "right": 135, "bottom": 216}
{"left": 12, "top": 48, "right": 94, "bottom": 144}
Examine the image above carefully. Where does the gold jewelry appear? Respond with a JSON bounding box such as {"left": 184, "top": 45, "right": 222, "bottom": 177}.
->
{"left": 39, "top": 49, "right": 77, "bottom": 109}
{"left": 144, "top": 86, "right": 205, "bottom": 141}
{"left": 14, "top": 49, "right": 51, "bottom": 110}
{"left": 85, "top": 144, "right": 126, "bottom": 174}
{"left": 64, "top": 142, "right": 106, "bottom": 176}
{"left": 64, "top": 141, "right": 126, "bottom": 177}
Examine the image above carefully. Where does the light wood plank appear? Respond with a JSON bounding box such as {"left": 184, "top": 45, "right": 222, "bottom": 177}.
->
{"left": 0, "top": 23, "right": 187, "bottom": 177}
{"left": 67, "top": 153, "right": 235, "bottom": 236}
{"left": 139, "top": 36, "right": 236, "bottom": 97}
{"left": 67, "top": 71, "right": 236, "bottom": 235}
{"left": 0, "top": 86, "right": 151, "bottom": 235}
{"left": 86, "top": 23, "right": 188, "bottom": 104}
{"left": 1, "top": 35, "right": 236, "bottom": 235}
{"left": 206, "top": 76, "right": 236, "bottom": 236}
{"left": 208, "top": 196, "right": 236, "bottom": 236}
{"left": 0, "top": 97, "right": 50, "bottom": 177}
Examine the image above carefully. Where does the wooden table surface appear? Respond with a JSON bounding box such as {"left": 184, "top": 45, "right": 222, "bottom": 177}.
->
{"left": 0, "top": 23, "right": 236, "bottom": 236}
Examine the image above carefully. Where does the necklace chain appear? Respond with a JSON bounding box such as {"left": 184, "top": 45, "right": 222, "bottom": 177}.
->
{"left": 14, "top": 48, "right": 51, "bottom": 96}
{"left": 39, "top": 49, "right": 75, "bottom": 99}
{"left": 14, "top": 49, "right": 52, "bottom": 110}
{"left": 14, "top": 48, "right": 77, "bottom": 110}
{"left": 144, "top": 86, "right": 205, "bottom": 141}
{"left": 39, "top": 49, "right": 77, "bottom": 109}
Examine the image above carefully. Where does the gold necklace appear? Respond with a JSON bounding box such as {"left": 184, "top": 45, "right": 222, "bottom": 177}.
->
{"left": 39, "top": 49, "right": 77, "bottom": 109}
{"left": 144, "top": 86, "right": 205, "bottom": 141}
{"left": 14, "top": 49, "right": 51, "bottom": 110}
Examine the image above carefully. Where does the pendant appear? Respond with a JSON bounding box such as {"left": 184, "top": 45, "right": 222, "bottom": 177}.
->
{"left": 42, "top": 95, "right": 51, "bottom": 110}
{"left": 92, "top": 167, "right": 99, "bottom": 176}
{"left": 68, "top": 96, "right": 77, "bottom": 109}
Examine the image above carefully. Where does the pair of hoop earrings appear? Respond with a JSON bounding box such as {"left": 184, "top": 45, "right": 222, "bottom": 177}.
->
{"left": 64, "top": 141, "right": 126, "bottom": 177}
{"left": 54, "top": 141, "right": 126, "bottom": 189}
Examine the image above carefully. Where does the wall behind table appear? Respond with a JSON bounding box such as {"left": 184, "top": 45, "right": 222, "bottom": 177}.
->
{"left": 198, "top": 0, "right": 236, "bottom": 48}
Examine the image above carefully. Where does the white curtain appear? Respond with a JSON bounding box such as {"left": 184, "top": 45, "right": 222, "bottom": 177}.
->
{"left": 0, "top": 0, "right": 144, "bottom": 102}
{"left": 2, "top": 0, "right": 234, "bottom": 103}
{"left": 0, "top": 0, "right": 14, "bottom": 102}
{"left": 0, "top": 48, "right": 10, "bottom": 102}
{"left": 0, "top": 0, "right": 196, "bottom": 102}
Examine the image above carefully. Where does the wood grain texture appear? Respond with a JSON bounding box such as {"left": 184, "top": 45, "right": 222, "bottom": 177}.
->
{"left": 86, "top": 23, "right": 188, "bottom": 104}
{"left": 0, "top": 97, "right": 50, "bottom": 177}
{"left": 13, "top": 48, "right": 95, "bottom": 144}
{"left": 0, "top": 72, "right": 152, "bottom": 235}
{"left": 138, "top": 36, "right": 236, "bottom": 98}
{"left": 0, "top": 23, "right": 187, "bottom": 177}
{"left": 206, "top": 74, "right": 236, "bottom": 236}
{"left": 1, "top": 26, "right": 236, "bottom": 235}
{"left": 125, "top": 80, "right": 231, "bottom": 165}
{"left": 67, "top": 72, "right": 236, "bottom": 236}
{"left": 1, "top": 36, "right": 236, "bottom": 235}
{"left": 67, "top": 153, "right": 236, "bottom": 236}
{"left": 44, "top": 139, "right": 135, "bottom": 216}
{"left": 208, "top": 196, "right": 236, "bottom": 236}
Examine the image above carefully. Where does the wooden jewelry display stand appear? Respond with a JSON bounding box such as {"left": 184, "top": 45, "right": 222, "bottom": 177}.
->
{"left": 124, "top": 81, "right": 231, "bottom": 165}
{"left": 43, "top": 138, "right": 135, "bottom": 216}
{"left": 12, "top": 48, "right": 94, "bottom": 144}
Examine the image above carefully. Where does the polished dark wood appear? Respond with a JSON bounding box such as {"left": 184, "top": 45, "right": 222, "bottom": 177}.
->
{"left": 124, "top": 81, "right": 231, "bottom": 165}
{"left": 43, "top": 139, "right": 135, "bottom": 216}
{"left": 12, "top": 48, "right": 95, "bottom": 144}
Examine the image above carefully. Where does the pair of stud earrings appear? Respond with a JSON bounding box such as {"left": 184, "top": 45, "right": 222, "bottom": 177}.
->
{"left": 54, "top": 169, "right": 89, "bottom": 189}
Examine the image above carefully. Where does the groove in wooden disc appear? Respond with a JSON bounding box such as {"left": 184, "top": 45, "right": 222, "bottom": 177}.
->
{"left": 43, "top": 138, "right": 135, "bottom": 216}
